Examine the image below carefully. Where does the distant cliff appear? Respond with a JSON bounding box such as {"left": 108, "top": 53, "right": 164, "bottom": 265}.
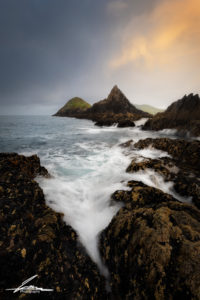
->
{"left": 143, "top": 93, "right": 200, "bottom": 136}
{"left": 135, "top": 104, "right": 164, "bottom": 115}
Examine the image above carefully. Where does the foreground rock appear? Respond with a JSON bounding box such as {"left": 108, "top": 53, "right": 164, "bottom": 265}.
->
{"left": 143, "top": 93, "right": 200, "bottom": 137}
{"left": 134, "top": 138, "right": 200, "bottom": 172}
{"left": 131, "top": 138, "right": 200, "bottom": 209}
{"left": 100, "top": 181, "right": 200, "bottom": 299}
{"left": 0, "top": 153, "right": 106, "bottom": 299}
{"left": 54, "top": 85, "right": 150, "bottom": 127}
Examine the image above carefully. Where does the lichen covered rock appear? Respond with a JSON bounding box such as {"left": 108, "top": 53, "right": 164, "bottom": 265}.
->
{"left": 133, "top": 138, "right": 200, "bottom": 208}
{"left": 0, "top": 153, "right": 106, "bottom": 299}
{"left": 100, "top": 181, "right": 200, "bottom": 299}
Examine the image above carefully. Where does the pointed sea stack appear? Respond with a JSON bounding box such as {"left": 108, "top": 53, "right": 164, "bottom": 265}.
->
{"left": 87, "top": 85, "right": 150, "bottom": 126}
{"left": 143, "top": 93, "right": 200, "bottom": 136}
{"left": 89, "top": 85, "right": 144, "bottom": 114}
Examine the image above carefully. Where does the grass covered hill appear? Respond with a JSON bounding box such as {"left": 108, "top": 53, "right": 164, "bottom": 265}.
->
{"left": 54, "top": 97, "right": 91, "bottom": 116}
{"left": 135, "top": 104, "right": 164, "bottom": 115}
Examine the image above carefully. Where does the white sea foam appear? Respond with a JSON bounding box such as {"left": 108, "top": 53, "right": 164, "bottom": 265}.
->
{"left": 128, "top": 169, "right": 192, "bottom": 203}
{"left": 131, "top": 147, "right": 170, "bottom": 160}
{"left": 134, "top": 118, "right": 149, "bottom": 127}
{"left": 34, "top": 119, "right": 194, "bottom": 275}
{"left": 82, "top": 125, "right": 118, "bottom": 134}
{"left": 38, "top": 145, "right": 133, "bottom": 274}
{"left": 158, "top": 129, "right": 178, "bottom": 136}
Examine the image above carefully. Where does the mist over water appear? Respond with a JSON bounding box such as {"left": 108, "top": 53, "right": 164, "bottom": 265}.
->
{"left": 0, "top": 116, "right": 195, "bottom": 272}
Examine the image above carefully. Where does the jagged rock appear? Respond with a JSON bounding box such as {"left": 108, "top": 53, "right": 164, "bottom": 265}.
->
{"left": 126, "top": 157, "right": 175, "bottom": 181}
{"left": 0, "top": 153, "right": 106, "bottom": 299}
{"left": 143, "top": 94, "right": 200, "bottom": 136}
{"left": 117, "top": 120, "right": 135, "bottom": 128}
{"left": 94, "top": 118, "right": 115, "bottom": 127}
{"left": 100, "top": 181, "right": 200, "bottom": 299}
{"left": 89, "top": 85, "right": 145, "bottom": 115}
{"left": 119, "top": 140, "right": 133, "bottom": 148}
{"left": 134, "top": 138, "right": 200, "bottom": 172}
{"left": 88, "top": 86, "right": 150, "bottom": 126}
{"left": 133, "top": 138, "right": 200, "bottom": 208}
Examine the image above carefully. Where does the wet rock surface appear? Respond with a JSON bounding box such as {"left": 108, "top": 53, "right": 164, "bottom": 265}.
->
{"left": 93, "top": 113, "right": 137, "bottom": 127}
{"left": 0, "top": 153, "right": 107, "bottom": 299}
{"left": 117, "top": 119, "right": 135, "bottom": 128}
{"left": 99, "top": 137, "right": 200, "bottom": 299}
{"left": 100, "top": 181, "right": 200, "bottom": 300}
{"left": 142, "top": 94, "right": 200, "bottom": 137}
{"left": 1, "top": 137, "right": 200, "bottom": 300}
{"left": 133, "top": 138, "right": 200, "bottom": 208}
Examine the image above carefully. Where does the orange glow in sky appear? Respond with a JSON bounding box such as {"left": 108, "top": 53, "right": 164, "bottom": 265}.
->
{"left": 110, "top": 0, "right": 200, "bottom": 70}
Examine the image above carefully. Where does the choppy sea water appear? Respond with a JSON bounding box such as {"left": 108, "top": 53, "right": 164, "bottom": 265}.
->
{"left": 0, "top": 115, "right": 193, "bottom": 273}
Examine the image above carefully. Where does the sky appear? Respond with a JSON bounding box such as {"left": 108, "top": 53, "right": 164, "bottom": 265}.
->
{"left": 0, "top": 0, "right": 200, "bottom": 115}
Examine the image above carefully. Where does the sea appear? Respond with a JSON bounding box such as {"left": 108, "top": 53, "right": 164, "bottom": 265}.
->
{"left": 0, "top": 115, "right": 193, "bottom": 273}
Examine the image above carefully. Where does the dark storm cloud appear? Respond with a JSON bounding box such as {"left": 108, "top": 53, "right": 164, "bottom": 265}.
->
{"left": 0, "top": 1, "right": 106, "bottom": 98}
{"left": 0, "top": 0, "right": 163, "bottom": 114}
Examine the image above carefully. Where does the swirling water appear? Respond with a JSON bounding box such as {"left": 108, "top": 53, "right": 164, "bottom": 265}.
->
{"left": 0, "top": 115, "right": 191, "bottom": 273}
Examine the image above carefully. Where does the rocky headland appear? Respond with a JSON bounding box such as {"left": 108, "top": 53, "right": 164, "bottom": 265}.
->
{"left": 143, "top": 93, "right": 200, "bottom": 137}
{"left": 54, "top": 85, "right": 150, "bottom": 127}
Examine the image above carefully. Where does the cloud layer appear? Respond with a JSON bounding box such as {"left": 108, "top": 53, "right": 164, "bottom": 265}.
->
{"left": 110, "top": 0, "right": 200, "bottom": 69}
{"left": 0, "top": 0, "right": 199, "bottom": 114}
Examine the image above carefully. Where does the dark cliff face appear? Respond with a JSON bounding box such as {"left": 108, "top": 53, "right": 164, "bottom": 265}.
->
{"left": 87, "top": 85, "right": 150, "bottom": 126}
{"left": 166, "top": 93, "right": 200, "bottom": 117}
{"left": 143, "top": 93, "right": 200, "bottom": 136}
{"left": 88, "top": 85, "right": 146, "bottom": 115}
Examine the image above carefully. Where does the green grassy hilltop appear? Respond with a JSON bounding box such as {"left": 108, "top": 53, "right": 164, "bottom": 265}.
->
{"left": 135, "top": 104, "right": 164, "bottom": 115}
{"left": 55, "top": 97, "right": 91, "bottom": 116}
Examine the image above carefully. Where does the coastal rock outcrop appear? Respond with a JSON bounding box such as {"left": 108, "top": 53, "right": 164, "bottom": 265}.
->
{"left": 134, "top": 138, "right": 200, "bottom": 172}
{"left": 133, "top": 138, "right": 200, "bottom": 209}
{"left": 143, "top": 93, "right": 200, "bottom": 136}
{"left": 54, "top": 85, "right": 151, "bottom": 127}
{"left": 0, "top": 153, "right": 106, "bottom": 299}
{"left": 89, "top": 85, "right": 145, "bottom": 115}
{"left": 54, "top": 97, "right": 91, "bottom": 117}
{"left": 100, "top": 181, "right": 200, "bottom": 299}
{"left": 87, "top": 85, "right": 150, "bottom": 126}
{"left": 99, "top": 137, "right": 200, "bottom": 299}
